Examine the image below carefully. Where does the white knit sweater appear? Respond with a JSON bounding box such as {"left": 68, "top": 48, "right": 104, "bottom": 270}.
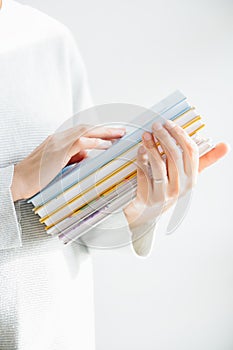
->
{"left": 0, "top": 1, "right": 155, "bottom": 348}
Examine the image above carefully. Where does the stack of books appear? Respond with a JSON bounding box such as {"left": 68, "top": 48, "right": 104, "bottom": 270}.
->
{"left": 28, "top": 91, "right": 214, "bottom": 244}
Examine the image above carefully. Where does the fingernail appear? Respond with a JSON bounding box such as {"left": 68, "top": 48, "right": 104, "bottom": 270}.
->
{"left": 152, "top": 122, "right": 163, "bottom": 130}
{"left": 98, "top": 140, "right": 112, "bottom": 149}
{"left": 165, "top": 119, "right": 176, "bottom": 129}
{"left": 143, "top": 132, "right": 152, "bottom": 140}
{"left": 115, "top": 128, "right": 126, "bottom": 135}
{"left": 110, "top": 128, "right": 126, "bottom": 136}
{"left": 138, "top": 145, "right": 146, "bottom": 154}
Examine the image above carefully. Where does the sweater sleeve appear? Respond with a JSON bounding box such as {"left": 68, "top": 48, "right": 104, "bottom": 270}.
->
{"left": 126, "top": 214, "right": 156, "bottom": 257}
{"left": 110, "top": 210, "right": 156, "bottom": 257}
{"left": 78, "top": 209, "right": 156, "bottom": 258}
{"left": 66, "top": 30, "right": 156, "bottom": 257}
{"left": 0, "top": 164, "right": 22, "bottom": 250}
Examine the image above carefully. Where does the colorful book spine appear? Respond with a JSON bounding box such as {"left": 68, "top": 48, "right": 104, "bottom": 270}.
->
{"left": 28, "top": 91, "right": 215, "bottom": 244}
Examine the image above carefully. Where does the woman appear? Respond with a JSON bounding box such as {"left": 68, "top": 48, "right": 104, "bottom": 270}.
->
{"left": 0, "top": 0, "right": 229, "bottom": 349}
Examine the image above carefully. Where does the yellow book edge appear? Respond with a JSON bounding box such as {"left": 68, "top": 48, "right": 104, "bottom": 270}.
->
{"left": 46, "top": 172, "right": 137, "bottom": 231}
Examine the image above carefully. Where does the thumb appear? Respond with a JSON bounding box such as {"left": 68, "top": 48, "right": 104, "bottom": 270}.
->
{"left": 199, "top": 142, "right": 230, "bottom": 172}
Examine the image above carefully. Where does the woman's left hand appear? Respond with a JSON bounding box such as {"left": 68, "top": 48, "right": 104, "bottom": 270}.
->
{"left": 124, "top": 119, "right": 229, "bottom": 228}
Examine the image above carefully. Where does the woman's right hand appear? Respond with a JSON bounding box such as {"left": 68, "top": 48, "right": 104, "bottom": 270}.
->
{"left": 11, "top": 124, "right": 126, "bottom": 201}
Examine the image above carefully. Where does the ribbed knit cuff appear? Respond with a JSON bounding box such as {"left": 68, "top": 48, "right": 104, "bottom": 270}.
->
{"left": 0, "top": 165, "right": 22, "bottom": 250}
{"left": 128, "top": 217, "right": 156, "bottom": 258}
{"left": 79, "top": 209, "right": 156, "bottom": 257}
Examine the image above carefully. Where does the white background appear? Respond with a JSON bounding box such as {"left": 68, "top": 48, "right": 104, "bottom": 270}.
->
{"left": 17, "top": 0, "right": 233, "bottom": 349}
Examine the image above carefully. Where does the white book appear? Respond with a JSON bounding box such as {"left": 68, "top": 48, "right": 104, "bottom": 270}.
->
{"left": 58, "top": 186, "right": 138, "bottom": 245}
{"left": 42, "top": 162, "right": 136, "bottom": 227}
{"left": 47, "top": 176, "right": 137, "bottom": 235}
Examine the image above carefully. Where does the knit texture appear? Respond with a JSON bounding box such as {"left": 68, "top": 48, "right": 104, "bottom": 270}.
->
{"left": 0, "top": 1, "right": 155, "bottom": 348}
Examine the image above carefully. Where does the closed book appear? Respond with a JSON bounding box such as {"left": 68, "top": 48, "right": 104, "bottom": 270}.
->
{"left": 41, "top": 115, "right": 206, "bottom": 229}
{"left": 29, "top": 90, "right": 188, "bottom": 207}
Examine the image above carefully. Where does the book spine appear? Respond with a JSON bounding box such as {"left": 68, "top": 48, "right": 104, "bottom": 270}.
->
{"left": 29, "top": 91, "right": 187, "bottom": 207}
{"left": 59, "top": 186, "right": 138, "bottom": 245}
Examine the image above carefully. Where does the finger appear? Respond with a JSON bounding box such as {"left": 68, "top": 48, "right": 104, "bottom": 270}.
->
{"left": 152, "top": 122, "right": 181, "bottom": 198}
{"left": 142, "top": 132, "right": 167, "bottom": 203}
{"left": 68, "top": 150, "right": 88, "bottom": 165}
{"left": 74, "top": 125, "right": 126, "bottom": 140}
{"left": 164, "top": 119, "right": 199, "bottom": 181}
{"left": 136, "top": 145, "right": 153, "bottom": 205}
{"left": 69, "top": 137, "right": 113, "bottom": 157}
{"left": 199, "top": 142, "right": 230, "bottom": 172}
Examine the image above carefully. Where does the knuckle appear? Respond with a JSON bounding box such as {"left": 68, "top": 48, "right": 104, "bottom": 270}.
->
{"left": 143, "top": 138, "right": 155, "bottom": 149}
{"left": 152, "top": 122, "right": 158, "bottom": 130}
{"left": 170, "top": 124, "right": 185, "bottom": 138}
{"left": 153, "top": 126, "right": 166, "bottom": 136}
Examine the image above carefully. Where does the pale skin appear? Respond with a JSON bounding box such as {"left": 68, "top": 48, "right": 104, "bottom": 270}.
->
{"left": 11, "top": 120, "right": 229, "bottom": 230}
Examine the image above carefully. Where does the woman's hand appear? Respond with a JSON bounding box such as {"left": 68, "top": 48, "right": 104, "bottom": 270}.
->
{"left": 11, "top": 124, "right": 126, "bottom": 201}
{"left": 124, "top": 119, "right": 230, "bottom": 228}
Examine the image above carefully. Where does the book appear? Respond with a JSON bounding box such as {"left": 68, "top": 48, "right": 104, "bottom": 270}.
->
{"left": 59, "top": 181, "right": 138, "bottom": 245}
{"left": 39, "top": 111, "right": 205, "bottom": 228}
{"left": 47, "top": 174, "right": 137, "bottom": 235}
{"left": 35, "top": 106, "right": 200, "bottom": 218}
{"left": 28, "top": 91, "right": 215, "bottom": 244}
{"left": 29, "top": 90, "right": 189, "bottom": 207}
